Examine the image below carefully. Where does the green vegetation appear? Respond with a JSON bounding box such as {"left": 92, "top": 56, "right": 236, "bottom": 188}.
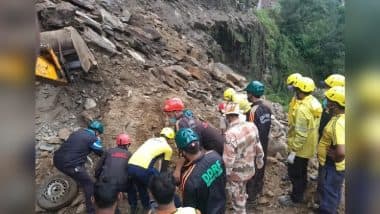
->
{"left": 255, "top": 0, "right": 344, "bottom": 107}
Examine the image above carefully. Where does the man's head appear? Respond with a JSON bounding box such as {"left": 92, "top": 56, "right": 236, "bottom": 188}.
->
{"left": 163, "top": 98, "right": 185, "bottom": 124}
{"left": 116, "top": 133, "right": 131, "bottom": 149}
{"left": 175, "top": 128, "right": 200, "bottom": 159}
{"left": 223, "top": 88, "right": 236, "bottom": 101}
{"left": 148, "top": 172, "right": 176, "bottom": 205}
{"left": 293, "top": 76, "right": 315, "bottom": 100}
{"left": 286, "top": 73, "right": 302, "bottom": 91}
{"left": 93, "top": 181, "right": 122, "bottom": 212}
{"left": 160, "top": 127, "right": 175, "bottom": 144}
{"left": 324, "top": 74, "right": 345, "bottom": 89}
{"left": 244, "top": 80, "right": 265, "bottom": 102}
{"left": 88, "top": 120, "right": 104, "bottom": 136}
{"left": 224, "top": 103, "right": 241, "bottom": 124}
{"left": 325, "top": 86, "right": 345, "bottom": 114}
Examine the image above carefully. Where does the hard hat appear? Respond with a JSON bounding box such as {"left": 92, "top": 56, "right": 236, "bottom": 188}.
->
{"left": 240, "top": 99, "right": 252, "bottom": 113}
{"left": 175, "top": 128, "right": 199, "bottom": 149}
{"left": 183, "top": 109, "right": 194, "bottom": 118}
{"left": 88, "top": 120, "right": 104, "bottom": 134}
{"left": 160, "top": 127, "right": 175, "bottom": 140}
{"left": 224, "top": 103, "right": 240, "bottom": 115}
{"left": 294, "top": 76, "right": 315, "bottom": 93}
{"left": 223, "top": 88, "right": 236, "bottom": 101}
{"left": 116, "top": 133, "right": 131, "bottom": 146}
{"left": 287, "top": 73, "right": 302, "bottom": 85}
{"left": 325, "top": 86, "right": 345, "bottom": 107}
{"left": 244, "top": 80, "right": 265, "bottom": 97}
{"left": 218, "top": 102, "right": 226, "bottom": 113}
{"left": 324, "top": 74, "right": 345, "bottom": 88}
{"left": 163, "top": 98, "right": 185, "bottom": 112}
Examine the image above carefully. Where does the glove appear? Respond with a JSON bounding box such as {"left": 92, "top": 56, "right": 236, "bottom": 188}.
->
{"left": 287, "top": 152, "right": 296, "bottom": 164}
{"left": 256, "top": 154, "right": 264, "bottom": 169}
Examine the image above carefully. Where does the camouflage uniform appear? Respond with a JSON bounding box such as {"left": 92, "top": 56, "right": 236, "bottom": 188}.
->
{"left": 223, "top": 119, "right": 264, "bottom": 214}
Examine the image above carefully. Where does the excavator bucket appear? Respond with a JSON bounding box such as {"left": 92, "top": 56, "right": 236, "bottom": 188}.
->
{"left": 35, "top": 26, "right": 97, "bottom": 84}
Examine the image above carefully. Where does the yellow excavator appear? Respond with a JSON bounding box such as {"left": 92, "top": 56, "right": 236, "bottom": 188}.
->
{"left": 35, "top": 26, "right": 97, "bottom": 84}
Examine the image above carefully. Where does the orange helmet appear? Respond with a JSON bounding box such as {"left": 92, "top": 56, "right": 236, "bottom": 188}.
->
{"left": 163, "top": 98, "right": 185, "bottom": 112}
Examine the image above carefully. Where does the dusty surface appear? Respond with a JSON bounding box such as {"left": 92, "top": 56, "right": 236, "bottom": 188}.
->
{"left": 35, "top": 0, "right": 344, "bottom": 213}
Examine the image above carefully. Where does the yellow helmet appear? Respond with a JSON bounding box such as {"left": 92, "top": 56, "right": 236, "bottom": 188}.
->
{"left": 287, "top": 73, "right": 302, "bottom": 85}
{"left": 325, "top": 86, "right": 345, "bottom": 107}
{"left": 324, "top": 74, "right": 345, "bottom": 87}
{"left": 224, "top": 103, "right": 240, "bottom": 115}
{"left": 240, "top": 99, "right": 252, "bottom": 113}
{"left": 223, "top": 88, "right": 236, "bottom": 101}
{"left": 294, "top": 76, "right": 315, "bottom": 93}
{"left": 160, "top": 127, "right": 175, "bottom": 139}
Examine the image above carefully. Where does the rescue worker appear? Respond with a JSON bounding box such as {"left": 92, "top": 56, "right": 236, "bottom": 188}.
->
{"left": 94, "top": 133, "right": 133, "bottom": 213}
{"left": 148, "top": 172, "right": 201, "bottom": 214}
{"left": 223, "top": 103, "right": 264, "bottom": 214}
{"left": 319, "top": 74, "right": 345, "bottom": 139}
{"left": 127, "top": 127, "right": 175, "bottom": 211}
{"left": 317, "top": 86, "right": 345, "bottom": 214}
{"left": 93, "top": 181, "right": 123, "bottom": 214}
{"left": 163, "top": 98, "right": 225, "bottom": 156}
{"left": 279, "top": 77, "right": 322, "bottom": 206}
{"left": 244, "top": 80, "right": 272, "bottom": 202}
{"left": 223, "top": 88, "right": 252, "bottom": 121}
{"left": 176, "top": 128, "right": 226, "bottom": 214}
{"left": 53, "top": 120, "right": 104, "bottom": 214}
{"left": 287, "top": 73, "right": 303, "bottom": 123}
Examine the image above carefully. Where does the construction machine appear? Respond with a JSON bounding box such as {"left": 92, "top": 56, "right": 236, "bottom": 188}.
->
{"left": 35, "top": 26, "right": 97, "bottom": 84}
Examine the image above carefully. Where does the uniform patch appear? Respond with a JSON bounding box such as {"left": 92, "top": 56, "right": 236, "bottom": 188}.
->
{"left": 201, "top": 160, "right": 223, "bottom": 187}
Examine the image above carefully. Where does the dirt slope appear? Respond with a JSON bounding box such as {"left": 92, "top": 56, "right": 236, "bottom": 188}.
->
{"left": 35, "top": 0, "right": 343, "bottom": 213}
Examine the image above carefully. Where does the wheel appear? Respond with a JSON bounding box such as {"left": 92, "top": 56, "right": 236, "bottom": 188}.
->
{"left": 37, "top": 174, "right": 78, "bottom": 211}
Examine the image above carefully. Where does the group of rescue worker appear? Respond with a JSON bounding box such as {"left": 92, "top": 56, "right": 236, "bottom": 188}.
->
{"left": 52, "top": 73, "right": 345, "bottom": 214}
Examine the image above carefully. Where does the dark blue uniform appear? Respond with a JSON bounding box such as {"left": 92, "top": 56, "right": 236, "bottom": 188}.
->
{"left": 246, "top": 100, "right": 272, "bottom": 201}
{"left": 54, "top": 129, "right": 103, "bottom": 214}
{"left": 180, "top": 151, "right": 226, "bottom": 214}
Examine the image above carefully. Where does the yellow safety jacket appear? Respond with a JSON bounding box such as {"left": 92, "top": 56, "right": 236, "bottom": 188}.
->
{"left": 318, "top": 114, "right": 345, "bottom": 171}
{"left": 288, "top": 95, "right": 322, "bottom": 158}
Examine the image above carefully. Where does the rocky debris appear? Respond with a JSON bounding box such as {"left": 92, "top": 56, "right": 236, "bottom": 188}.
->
{"left": 75, "top": 11, "right": 102, "bottom": 33}
{"left": 100, "top": 8, "right": 124, "bottom": 30}
{"left": 267, "top": 156, "right": 279, "bottom": 164}
{"left": 39, "top": 1, "right": 77, "bottom": 28}
{"left": 58, "top": 128, "right": 71, "bottom": 140}
{"left": 84, "top": 98, "right": 97, "bottom": 110}
{"left": 163, "top": 65, "right": 192, "bottom": 80}
{"left": 265, "top": 190, "right": 275, "bottom": 197}
{"left": 258, "top": 196, "right": 270, "bottom": 205}
{"left": 127, "top": 49, "right": 145, "bottom": 64}
{"left": 66, "top": 0, "right": 96, "bottom": 11}
{"left": 120, "top": 9, "right": 131, "bottom": 23}
{"left": 83, "top": 27, "right": 117, "bottom": 53}
{"left": 38, "top": 142, "right": 56, "bottom": 152}
{"left": 48, "top": 137, "right": 63, "bottom": 144}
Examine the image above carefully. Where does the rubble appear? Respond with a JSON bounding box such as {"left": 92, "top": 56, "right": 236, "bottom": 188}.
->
{"left": 100, "top": 8, "right": 124, "bottom": 30}
{"left": 83, "top": 27, "right": 118, "bottom": 53}
{"left": 66, "top": 0, "right": 96, "bottom": 11}
{"left": 38, "top": 143, "right": 55, "bottom": 152}
{"left": 58, "top": 128, "right": 71, "bottom": 140}
{"left": 84, "top": 98, "right": 97, "bottom": 110}
{"left": 127, "top": 49, "right": 145, "bottom": 64}
{"left": 39, "top": 2, "right": 76, "bottom": 28}
{"left": 163, "top": 65, "right": 192, "bottom": 80}
{"left": 48, "top": 137, "right": 63, "bottom": 144}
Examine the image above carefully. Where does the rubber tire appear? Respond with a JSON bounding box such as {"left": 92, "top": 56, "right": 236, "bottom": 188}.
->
{"left": 37, "top": 174, "right": 78, "bottom": 211}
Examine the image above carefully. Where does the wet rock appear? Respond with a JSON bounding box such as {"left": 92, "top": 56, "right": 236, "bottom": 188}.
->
{"left": 100, "top": 8, "right": 124, "bottom": 30}
{"left": 83, "top": 27, "right": 117, "bottom": 53}
{"left": 163, "top": 65, "right": 192, "bottom": 80}
{"left": 120, "top": 8, "right": 131, "bottom": 23}
{"left": 127, "top": 49, "right": 145, "bottom": 64}
{"left": 84, "top": 98, "right": 97, "bottom": 110}
{"left": 39, "top": 2, "right": 76, "bottom": 28}
{"left": 267, "top": 156, "right": 278, "bottom": 164}
{"left": 187, "top": 66, "right": 203, "bottom": 80}
{"left": 36, "top": 0, "right": 55, "bottom": 13}
{"left": 66, "top": 0, "right": 95, "bottom": 11}
{"left": 265, "top": 190, "right": 274, "bottom": 197}
{"left": 258, "top": 197, "right": 269, "bottom": 205}
{"left": 48, "top": 137, "right": 63, "bottom": 144}
{"left": 75, "top": 11, "right": 102, "bottom": 33}
{"left": 39, "top": 143, "right": 55, "bottom": 152}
